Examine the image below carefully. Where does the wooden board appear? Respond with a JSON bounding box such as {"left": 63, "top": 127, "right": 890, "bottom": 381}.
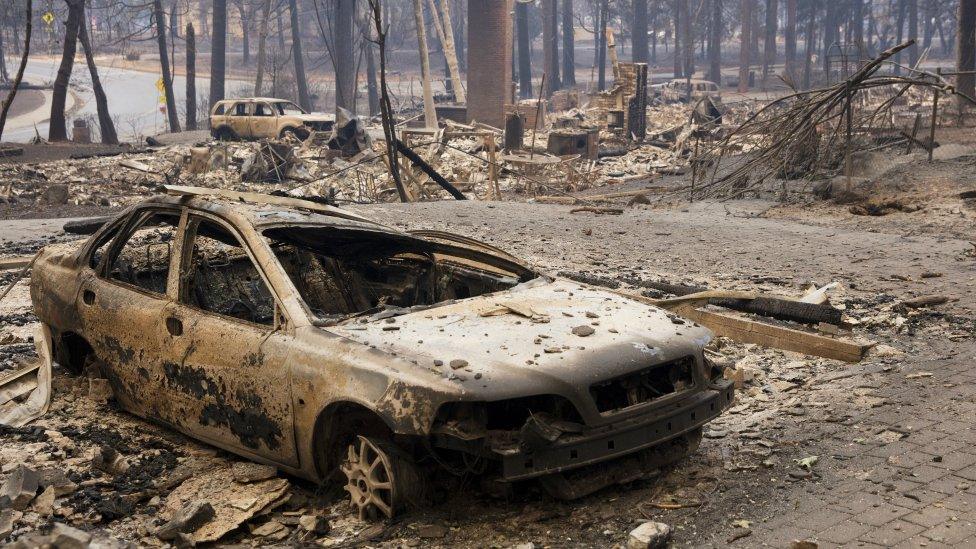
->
{"left": 678, "top": 307, "right": 873, "bottom": 363}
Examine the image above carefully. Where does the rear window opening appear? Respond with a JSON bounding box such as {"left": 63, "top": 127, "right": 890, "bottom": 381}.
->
{"left": 263, "top": 226, "right": 537, "bottom": 323}
{"left": 590, "top": 356, "right": 697, "bottom": 414}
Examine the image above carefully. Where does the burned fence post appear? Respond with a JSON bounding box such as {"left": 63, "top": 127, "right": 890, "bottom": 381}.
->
{"left": 505, "top": 112, "right": 525, "bottom": 151}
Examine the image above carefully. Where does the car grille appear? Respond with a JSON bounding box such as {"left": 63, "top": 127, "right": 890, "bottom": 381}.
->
{"left": 590, "top": 356, "right": 697, "bottom": 414}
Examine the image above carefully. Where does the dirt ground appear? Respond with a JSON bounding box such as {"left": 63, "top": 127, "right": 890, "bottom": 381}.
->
{"left": 1, "top": 137, "right": 975, "bottom": 547}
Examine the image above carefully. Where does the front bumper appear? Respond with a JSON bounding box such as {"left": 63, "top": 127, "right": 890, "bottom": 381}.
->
{"left": 500, "top": 380, "right": 735, "bottom": 481}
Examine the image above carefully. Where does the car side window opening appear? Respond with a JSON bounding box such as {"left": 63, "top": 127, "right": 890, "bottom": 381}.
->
{"left": 232, "top": 103, "right": 248, "bottom": 116}
{"left": 213, "top": 103, "right": 226, "bottom": 115}
{"left": 254, "top": 103, "right": 273, "bottom": 116}
{"left": 275, "top": 101, "right": 305, "bottom": 115}
{"left": 181, "top": 217, "right": 275, "bottom": 326}
{"left": 263, "top": 227, "right": 532, "bottom": 323}
{"left": 88, "top": 222, "right": 123, "bottom": 269}
{"left": 105, "top": 212, "right": 180, "bottom": 295}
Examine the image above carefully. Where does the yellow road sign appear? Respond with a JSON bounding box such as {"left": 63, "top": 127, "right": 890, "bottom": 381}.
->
{"left": 155, "top": 77, "right": 165, "bottom": 93}
{"left": 41, "top": 12, "right": 54, "bottom": 25}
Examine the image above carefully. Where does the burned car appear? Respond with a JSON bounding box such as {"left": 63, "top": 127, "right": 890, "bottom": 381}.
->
{"left": 29, "top": 188, "right": 734, "bottom": 519}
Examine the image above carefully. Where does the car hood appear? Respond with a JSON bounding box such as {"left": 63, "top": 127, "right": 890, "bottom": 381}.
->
{"left": 328, "top": 278, "right": 711, "bottom": 402}
{"left": 293, "top": 113, "right": 335, "bottom": 123}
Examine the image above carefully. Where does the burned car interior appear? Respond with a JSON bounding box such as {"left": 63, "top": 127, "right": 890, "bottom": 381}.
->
{"left": 264, "top": 226, "right": 534, "bottom": 323}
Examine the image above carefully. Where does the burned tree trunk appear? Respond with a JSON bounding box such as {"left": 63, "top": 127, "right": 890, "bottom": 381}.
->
{"left": 365, "top": 39, "right": 380, "bottom": 116}
{"left": 254, "top": 0, "right": 271, "bottom": 95}
{"left": 412, "top": 0, "right": 437, "bottom": 128}
{"left": 542, "top": 0, "right": 561, "bottom": 95}
{"left": 435, "top": 0, "right": 465, "bottom": 103}
{"left": 0, "top": 16, "right": 8, "bottom": 82}
{"left": 50, "top": 0, "right": 83, "bottom": 142}
{"left": 211, "top": 0, "right": 227, "bottom": 106}
{"left": 784, "top": 0, "right": 797, "bottom": 82}
{"left": 154, "top": 0, "right": 181, "bottom": 133}
{"left": 802, "top": 0, "right": 816, "bottom": 89}
{"left": 680, "top": 0, "right": 693, "bottom": 78}
{"left": 562, "top": 0, "right": 575, "bottom": 85}
{"left": 738, "top": 0, "right": 752, "bottom": 93}
{"left": 762, "top": 0, "right": 777, "bottom": 84}
{"left": 186, "top": 22, "right": 197, "bottom": 130}
{"left": 634, "top": 0, "right": 649, "bottom": 63}
{"left": 958, "top": 0, "right": 976, "bottom": 114}
{"left": 516, "top": 0, "right": 533, "bottom": 99}
{"left": 922, "top": 0, "right": 934, "bottom": 50}
{"left": 238, "top": 1, "right": 250, "bottom": 65}
{"left": 894, "top": 0, "right": 905, "bottom": 74}
{"left": 0, "top": 0, "right": 31, "bottom": 140}
{"left": 597, "top": 0, "right": 608, "bottom": 89}
{"left": 708, "top": 0, "right": 722, "bottom": 84}
{"left": 367, "top": 0, "right": 407, "bottom": 202}
{"left": 851, "top": 0, "right": 863, "bottom": 52}
{"left": 289, "top": 0, "right": 311, "bottom": 111}
{"left": 673, "top": 0, "right": 682, "bottom": 77}
{"left": 335, "top": 0, "right": 356, "bottom": 115}
{"left": 78, "top": 3, "right": 118, "bottom": 143}
{"left": 907, "top": 0, "right": 918, "bottom": 67}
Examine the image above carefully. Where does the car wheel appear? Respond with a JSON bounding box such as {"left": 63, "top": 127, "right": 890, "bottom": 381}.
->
{"left": 340, "top": 435, "right": 423, "bottom": 521}
{"left": 279, "top": 126, "right": 310, "bottom": 141}
{"left": 214, "top": 127, "right": 235, "bottom": 141}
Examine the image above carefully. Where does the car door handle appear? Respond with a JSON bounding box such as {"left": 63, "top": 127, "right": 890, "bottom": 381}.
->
{"left": 82, "top": 289, "right": 95, "bottom": 305}
{"left": 166, "top": 317, "right": 183, "bottom": 337}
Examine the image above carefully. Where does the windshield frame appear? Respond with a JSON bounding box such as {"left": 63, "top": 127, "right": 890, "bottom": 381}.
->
{"left": 274, "top": 101, "right": 307, "bottom": 115}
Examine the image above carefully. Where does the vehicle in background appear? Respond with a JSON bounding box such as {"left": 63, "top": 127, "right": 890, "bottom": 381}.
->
{"left": 661, "top": 79, "right": 723, "bottom": 104}
{"left": 209, "top": 98, "right": 335, "bottom": 141}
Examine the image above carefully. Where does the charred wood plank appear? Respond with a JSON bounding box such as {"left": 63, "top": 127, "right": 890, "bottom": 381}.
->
{"left": 394, "top": 139, "right": 467, "bottom": 200}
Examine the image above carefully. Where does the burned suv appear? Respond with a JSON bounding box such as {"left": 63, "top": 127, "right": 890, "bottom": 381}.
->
{"left": 29, "top": 188, "right": 733, "bottom": 520}
{"left": 209, "top": 98, "right": 334, "bottom": 140}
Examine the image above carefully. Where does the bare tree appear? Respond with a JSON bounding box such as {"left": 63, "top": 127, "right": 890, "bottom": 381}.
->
{"left": 186, "top": 22, "right": 197, "bottom": 130}
{"left": 738, "top": 0, "right": 753, "bottom": 93}
{"left": 907, "top": 0, "right": 918, "bottom": 67}
{"left": 78, "top": 2, "right": 118, "bottom": 143}
{"left": 802, "top": 0, "right": 816, "bottom": 89}
{"left": 289, "top": 0, "right": 311, "bottom": 110}
{"left": 562, "top": 0, "right": 575, "bottom": 86}
{"left": 211, "top": 0, "right": 228, "bottom": 106}
{"left": 598, "top": 0, "right": 608, "bottom": 89}
{"left": 335, "top": 0, "right": 357, "bottom": 115}
{"left": 50, "top": 0, "right": 83, "bottom": 141}
{"left": 634, "top": 0, "right": 649, "bottom": 63}
{"left": 254, "top": 0, "right": 271, "bottom": 95}
{"left": 784, "top": 0, "right": 797, "bottom": 82}
{"left": 367, "top": 0, "right": 408, "bottom": 202}
{"left": 516, "top": 0, "right": 532, "bottom": 98}
{"left": 680, "top": 0, "right": 693, "bottom": 77}
{"left": 708, "top": 0, "right": 722, "bottom": 83}
{"left": 0, "top": 0, "right": 31, "bottom": 140}
{"left": 673, "top": 0, "right": 683, "bottom": 77}
{"left": 958, "top": 0, "right": 976, "bottom": 113}
{"left": 154, "top": 0, "right": 181, "bottom": 132}
{"left": 413, "top": 0, "right": 437, "bottom": 127}
{"left": 542, "top": 0, "right": 560, "bottom": 95}
{"left": 762, "top": 0, "right": 777, "bottom": 83}
{"left": 436, "top": 0, "right": 465, "bottom": 102}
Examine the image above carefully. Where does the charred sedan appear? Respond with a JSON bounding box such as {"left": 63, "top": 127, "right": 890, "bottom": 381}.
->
{"left": 29, "top": 189, "right": 734, "bottom": 519}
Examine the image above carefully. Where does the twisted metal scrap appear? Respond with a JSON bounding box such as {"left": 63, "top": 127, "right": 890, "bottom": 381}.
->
{"left": 682, "top": 41, "right": 974, "bottom": 201}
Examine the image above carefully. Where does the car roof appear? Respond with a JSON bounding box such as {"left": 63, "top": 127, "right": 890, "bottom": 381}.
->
{"left": 217, "top": 97, "right": 293, "bottom": 103}
{"left": 148, "top": 186, "right": 391, "bottom": 233}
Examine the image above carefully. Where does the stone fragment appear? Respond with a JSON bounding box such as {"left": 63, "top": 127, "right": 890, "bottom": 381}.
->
{"left": 449, "top": 359, "right": 468, "bottom": 370}
{"left": 627, "top": 521, "right": 671, "bottom": 549}
{"left": 41, "top": 184, "right": 69, "bottom": 205}
{"left": 231, "top": 462, "right": 277, "bottom": 484}
{"left": 156, "top": 501, "right": 215, "bottom": 541}
{"left": 50, "top": 523, "right": 92, "bottom": 549}
{"left": 298, "top": 514, "right": 330, "bottom": 535}
{"left": 32, "top": 485, "right": 55, "bottom": 516}
{"left": 0, "top": 465, "right": 39, "bottom": 511}
{"left": 572, "top": 325, "right": 595, "bottom": 337}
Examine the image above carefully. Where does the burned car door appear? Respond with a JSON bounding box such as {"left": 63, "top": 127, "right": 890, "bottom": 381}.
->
{"left": 78, "top": 208, "right": 183, "bottom": 416}
{"left": 162, "top": 213, "right": 299, "bottom": 466}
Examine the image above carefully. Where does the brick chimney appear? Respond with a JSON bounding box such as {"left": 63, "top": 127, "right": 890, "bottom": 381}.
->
{"left": 466, "top": 0, "right": 513, "bottom": 128}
